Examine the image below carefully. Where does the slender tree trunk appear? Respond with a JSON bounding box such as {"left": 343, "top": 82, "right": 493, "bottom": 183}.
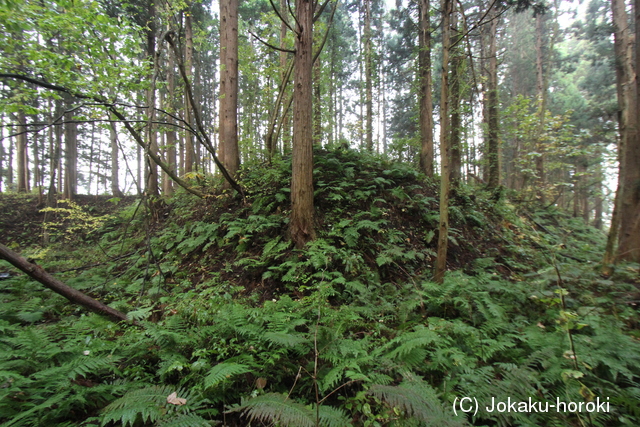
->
{"left": 184, "top": 10, "right": 195, "bottom": 174}
{"left": 88, "top": 122, "right": 96, "bottom": 193}
{"left": 110, "top": 119, "right": 124, "bottom": 197}
{"left": 163, "top": 53, "right": 177, "bottom": 196}
{"left": 290, "top": 0, "right": 316, "bottom": 248}
{"left": 280, "top": 0, "right": 289, "bottom": 154}
{"left": 63, "top": 100, "right": 77, "bottom": 199}
{"left": 16, "top": 111, "right": 28, "bottom": 193}
{"left": 449, "top": 5, "right": 462, "bottom": 186}
{"left": 534, "top": 12, "right": 547, "bottom": 203}
{"left": 7, "top": 119, "right": 14, "bottom": 187}
{"left": 219, "top": 0, "right": 240, "bottom": 183}
{"left": 313, "top": 54, "right": 322, "bottom": 146}
{"left": 145, "top": 2, "right": 159, "bottom": 198}
{"left": 0, "top": 116, "right": 4, "bottom": 192}
{"left": 418, "top": 0, "right": 434, "bottom": 176}
{"left": 435, "top": 0, "right": 451, "bottom": 284}
{"left": 364, "top": 0, "right": 373, "bottom": 152}
{"left": 593, "top": 157, "right": 604, "bottom": 230}
{"left": 486, "top": 6, "right": 500, "bottom": 188}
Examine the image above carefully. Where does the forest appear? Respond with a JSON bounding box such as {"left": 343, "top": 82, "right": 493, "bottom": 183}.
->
{"left": 0, "top": 0, "right": 639, "bottom": 425}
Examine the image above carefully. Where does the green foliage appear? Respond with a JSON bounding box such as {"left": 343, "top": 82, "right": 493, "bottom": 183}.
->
{"left": 0, "top": 148, "right": 638, "bottom": 426}
{"left": 40, "top": 200, "right": 114, "bottom": 243}
{"left": 100, "top": 386, "right": 209, "bottom": 427}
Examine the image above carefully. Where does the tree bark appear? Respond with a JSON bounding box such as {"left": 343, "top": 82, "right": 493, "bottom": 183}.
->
{"left": 163, "top": 52, "right": 177, "bottom": 196}
{"left": 145, "top": 2, "right": 159, "bottom": 198}
{"left": 110, "top": 120, "right": 124, "bottom": 197}
{"left": 63, "top": 98, "right": 77, "bottom": 199}
{"left": 364, "top": 0, "right": 373, "bottom": 152}
{"left": 486, "top": 6, "right": 500, "bottom": 188}
{"left": 0, "top": 243, "right": 129, "bottom": 323}
{"left": 290, "top": 0, "right": 316, "bottom": 248}
{"left": 16, "top": 110, "right": 29, "bottom": 193}
{"left": 418, "top": 0, "right": 434, "bottom": 177}
{"left": 534, "top": 12, "right": 547, "bottom": 203}
{"left": 435, "top": 0, "right": 451, "bottom": 284}
{"left": 313, "top": 53, "right": 322, "bottom": 146}
{"left": 184, "top": 9, "right": 195, "bottom": 175}
{"left": 614, "top": 0, "right": 640, "bottom": 262}
{"left": 449, "top": 5, "right": 462, "bottom": 185}
{"left": 219, "top": 0, "right": 240, "bottom": 182}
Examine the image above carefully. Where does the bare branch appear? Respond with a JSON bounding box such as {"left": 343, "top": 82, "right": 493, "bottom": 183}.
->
{"left": 248, "top": 29, "right": 296, "bottom": 53}
{"left": 313, "top": 0, "right": 332, "bottom": 23}
{"left": 269, "top": 0, "right": 296, "bottom": 33}
{"left": 0, "top": 73, "right": 206, "bottom": 198}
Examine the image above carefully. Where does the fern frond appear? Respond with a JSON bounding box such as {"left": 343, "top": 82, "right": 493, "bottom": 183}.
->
{"left": 100, "top": 385, "right": 195, "bottom": 427}
{"left": 68, "top": 355, "right": 122, "bottom": 380}
{"left": 316, "top": 404, "right": 351, "bottom": 427}
{"left": 227, "top": 393, "right": 315, "bottom": 427}
{"left": 204, "top": 363, "right": 251, "bottom": 389}
{"left": 381, "top": 326, "right": 439, "bottom": 362}
{"left": 263, "top": 331, "right": 310, "bottom": 349}
{"left": 367, "top": 384, "right": 435, "bottom": 423}
{"left": 156, "top": 413, "right": 217, "bottom": 427}
{"left": 368, "top": 375, "right": 467, "bottom": 426}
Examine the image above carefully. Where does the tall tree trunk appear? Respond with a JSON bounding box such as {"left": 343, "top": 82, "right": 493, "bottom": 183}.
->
{"left": 364, "top": 0, "right": 373, "bottom": 152}
{"left": 184, "top": 10, "right": 195, "bottom": 174}
{"left": 449, "top": 5, "right": 462, "bottom": 185}
{"left": 7, "top": 115, "right": 14, "bottom": 187}
{"left": 63, "top": 99, "right": 77, "bottom": 199}
{"left": 418, "top": 0, "right": 434, "bottom": 176}
{"left": 219, "top": 0, "right": 240, "bottom": 182}
{"left": 16, "top": 111, "right": 28, "bottom": 193}
{"left": 313, "top": 54, "right": 322, "bottom": 146}
{"left": 534, "top": 12, "right": 547, "bottom": 203}
{"left": 0, "top": 115, "right": 4, "bottom": 192}
{"left": 110, "top": 119, "right": 124, "bottom": 197}
{"left": 163, "top": 53, "right": 177, "bottom": 196}
{"left": 593, "top": 156, "right": 604, "bottom": 230}
{"left": 145, "top": 2, "right": 159, "bottom": 198}
{"left": 486, "top": 6, "right": 500, "bottom": 188}
{"left": 290, "top": 0, "right": 315, "bottom": 248}
{"left": 435, "top": 0, "right": 451, "bottom": 284}
{"left": 280, "top": 0, "right": 290, "bottom": 154}
{"left": 613, "top": 0, "right": 640, "bottom": 262}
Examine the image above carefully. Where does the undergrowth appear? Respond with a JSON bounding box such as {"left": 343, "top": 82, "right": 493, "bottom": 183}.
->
{"left": 0, "top": 147, "right": 638, "bottom": 426}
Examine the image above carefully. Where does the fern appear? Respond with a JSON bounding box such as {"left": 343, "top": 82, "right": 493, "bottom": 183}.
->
{"left": 156, "top": 413, "right": 217, "bottom": 426}
{"left": 227, "top": 393, "right": 316, "bottom": 427}
{"left": 367, "top": 374, "right": 467, "bottom": 426}
{"left": 316, "top": 404, "right": 352, "bottom": 427}
{"left": 204, "top": 363, "right": 251, "bottom": 389}
{"left": 100, "top": 385, "right": 199, "bottom": 427}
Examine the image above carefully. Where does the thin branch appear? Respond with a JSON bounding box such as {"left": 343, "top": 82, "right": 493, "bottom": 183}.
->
{"left": 269, "top": 0, "right": 296, "bottom": 33}
{"left": 450, "top": 0, "right": 499, "bottom": 49}
{"left": 0, "top": 73, "right": 207, "bottom": 198}
{"left": 248, "top": 29, "right": 296, "bottom": 53}
{"left": 313, "top": 0, "right": 338, "bottom": 64}
{"left": 313, "top": 0, "right": 332, "bottom": 23}
{"left": 265, "top": 58, "right": 295, "bottom": 154}
{"left": 287, "top": 0, "right": 301, "bottom": 34}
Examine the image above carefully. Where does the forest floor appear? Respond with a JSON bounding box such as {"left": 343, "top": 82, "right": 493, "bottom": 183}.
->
{"left": 0, "top": 193, "right": 136, "bottom": 250}
{"left": 0, "top": 148, "right": 639, "bottom": 426}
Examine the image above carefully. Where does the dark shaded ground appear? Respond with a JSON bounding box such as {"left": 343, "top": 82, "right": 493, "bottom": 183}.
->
{"left": 0, "top": 193, "right": 136, "bottom": 249}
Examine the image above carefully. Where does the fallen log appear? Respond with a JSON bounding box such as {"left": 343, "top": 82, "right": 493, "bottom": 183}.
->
{"left": 0, "top": 243, "right": 129, "bottom": 323}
